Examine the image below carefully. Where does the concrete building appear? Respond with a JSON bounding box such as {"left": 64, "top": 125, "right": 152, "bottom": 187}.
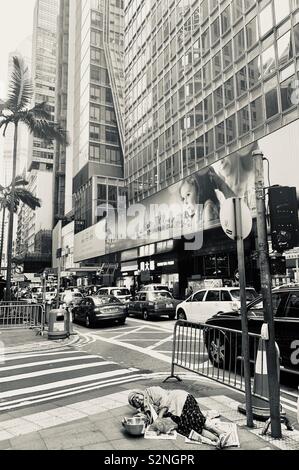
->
{"left": 52, "top": 0, "right": 125, "bottom": 284}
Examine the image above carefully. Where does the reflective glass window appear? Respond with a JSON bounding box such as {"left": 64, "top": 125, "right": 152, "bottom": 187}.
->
{"left": 277, "top": 31, "right": 293, "bottom": 68}
{"left": 248, "top": 56, "right": 262, "bottom": 87}
{"left": 250, "top": 96, "right": 264, "bottom": 127}
{"left": 238, "top": 105, "right": 250, "bottom": 135}
{"left": 226, "top": 115, "right": 236, "bottom": 142}
{"left": 212, "top": 52, "right": 222, "bottom": 80}
{"left": 211, "top": 17, "right": 220, "bottom": 44}
{"left": 246, "top": 17, "right": 258, "bottom": 48}
{"left": 265, "top": 88, "right": 279, "bottom": 118}
{"left": 223, "top": 41, "right": 233, "bottom": 69}
{"left": 280, "top": 77, "right": 295, "bottom": 111}
{"left": 236, "top": 66, "right": 248, "bottom": 97}
{"left": 262, "top": 45, "right": 276, "bottom": 77}
{"left": 224, "top": 77, "right": 235, "bottom": 105}
{"left": 274, "top": 0, "right": 290, "bottom": 24}
{"left": 213, "top": 85, "right": 223, "bottom": 113}
{"left": 216, "top": 121, "right": 225, "bottom": 149}
{"left": 260, "top": 3, "right": 273, "bottom": 37}
{"left": 221, "top": 6, "right": 231, "bottom": 35}
{"left": 234, "top": 29, "right": 245, "bottom": 59}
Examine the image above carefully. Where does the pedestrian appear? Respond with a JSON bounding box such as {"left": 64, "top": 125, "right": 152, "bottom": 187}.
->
{"left": 128, "top": 387, "right": 230, "bottom": 448}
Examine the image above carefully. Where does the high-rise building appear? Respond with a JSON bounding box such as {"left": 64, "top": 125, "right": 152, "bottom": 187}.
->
{"left": 113, "top": 0, "right": 299, "bottom": 295}
{"left": 52, "top": 0, "right": 125, "bottom": 281}
{"left": 22, "top": 0, "right": 59, "bottom": 256}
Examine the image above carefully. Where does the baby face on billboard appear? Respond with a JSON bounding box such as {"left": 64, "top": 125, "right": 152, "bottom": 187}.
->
{"left": 180, "top": 180, "right": 198, "bottom": 218}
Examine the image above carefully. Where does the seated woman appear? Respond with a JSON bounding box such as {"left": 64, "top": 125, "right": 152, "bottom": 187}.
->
{"left": 128, "top": 387, "right": 229, "bottom": 448}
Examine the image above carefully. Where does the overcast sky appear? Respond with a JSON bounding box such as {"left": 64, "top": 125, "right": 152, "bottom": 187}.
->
{"left": 0, "top": 0, "right": 36, "bottom": 99}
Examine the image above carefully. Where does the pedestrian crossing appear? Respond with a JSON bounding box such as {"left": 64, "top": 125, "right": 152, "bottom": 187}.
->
{"left": 0, "top": 347, "right": 148, "bottom": 412}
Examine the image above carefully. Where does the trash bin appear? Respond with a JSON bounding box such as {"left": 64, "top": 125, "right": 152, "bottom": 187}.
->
{"left": 48, "top": 309, "right": 69, "bottom": 340}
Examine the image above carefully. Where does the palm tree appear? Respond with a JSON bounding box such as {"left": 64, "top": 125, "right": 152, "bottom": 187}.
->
{"left": 0, "top": 178, "right": 41, "bottom": 270}
{"left": 0, "top": 56, "right": 68, "bottom": 299}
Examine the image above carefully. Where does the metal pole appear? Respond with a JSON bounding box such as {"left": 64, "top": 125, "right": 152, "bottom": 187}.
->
{"left": 253, "top": 149, "right": 282, "bottom": 438}
{"left": 56, "top": 258, "right": 61, "bottom": 309}
{"left": 296, "top": 257, "right": 299, "bottom": 283}
{"left": 234, "top": 197, "right": 254, "bottom": 427}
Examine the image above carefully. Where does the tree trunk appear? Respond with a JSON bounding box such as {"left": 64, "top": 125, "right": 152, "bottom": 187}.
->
{"left": 5, "top": 122, "right": 18, "bottom": 300}
{"left": 0, "top": 206, "right": 6, "bottom": 270}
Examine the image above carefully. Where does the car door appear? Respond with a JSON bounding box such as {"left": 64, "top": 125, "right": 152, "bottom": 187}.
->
{"left": 203, "top": 290, "right": 221, "bottom": 318}
{"left": 275, "top": 291, "right": 299, "bottom": 372}
{"left": 246, "top": 291, "right": 290, "bottom": 363}
{"left": 138, "top": 293, "right": 147, "bottom": 316}
{"left": 220, "top": 290, "right": 234, "bottom": 312}
{"left": 188, "top": 290, "right": 206, "bottom": 322}
{"left": 128, "top": 293, "right": 139, "bottom": 316}
{"left": 75, "top": 298, "right": 86, "bottom": 322}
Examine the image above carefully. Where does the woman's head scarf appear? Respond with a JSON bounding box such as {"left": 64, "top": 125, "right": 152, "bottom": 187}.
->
{"left": 128, "top": 390, "right": 144, "bottom": 408}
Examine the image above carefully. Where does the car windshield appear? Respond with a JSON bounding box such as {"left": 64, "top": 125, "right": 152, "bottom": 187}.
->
{"left": 230, "top": 289, "right": 257, "bottom": 301}
{"left": 111, "top": 289, "right": 130, "bottom": 296}
{"left": 93, "top": 296, "right": 120, "bottom": 306}
{"left": 153, "top": 286, "right": 169, "bottom": 291}
{"left": 149, "top": 292, "right": 172, "bottom": 300}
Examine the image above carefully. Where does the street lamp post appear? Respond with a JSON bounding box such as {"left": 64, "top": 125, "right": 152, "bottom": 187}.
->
{"left": 253, "top": 149, "right": 282, "bottom": 438}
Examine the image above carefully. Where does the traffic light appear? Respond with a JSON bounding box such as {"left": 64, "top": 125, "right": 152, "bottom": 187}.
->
{"left": 270, "top": 256, "right": 286, "bottom": 275}
{"left": 269, "top": 186, "right": 299, "bottom": 252}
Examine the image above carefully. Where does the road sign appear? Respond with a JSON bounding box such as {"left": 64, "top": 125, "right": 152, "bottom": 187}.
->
{"left": 220, "top": 198, "right": 252, "bottom": 240}
{"left": 15, "top": 265, "right": 24, "bottom": 274}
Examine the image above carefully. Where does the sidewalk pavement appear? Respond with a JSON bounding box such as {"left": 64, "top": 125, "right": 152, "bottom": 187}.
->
{"left": 1, "top": 328, "right": 298, "bottom": 451}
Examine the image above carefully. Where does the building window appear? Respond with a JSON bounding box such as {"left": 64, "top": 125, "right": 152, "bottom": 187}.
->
{"left": 238, "top": 105, "right": 250, "bottom": 135}
{"left": 248, "top": 56, "right": 262, "bottom": 87}
{"left": 226, "top": 115, "right": 236, "bottom": 143}
{"left": 277, "top": 31, "right": 293, "bottom": 68}
{"left": 265, "top": 88, "right": 279, "bottom": 119}
{"left": 280, "top": 77, "right": 295, "bottom": 112}
{"left": 223, "top": 40, "right": 233, "bottom": 69}
{"left": 259, "top": 3, "right": 274, "bottom": 37}
{"left": 274, "top": 0, "right": 290, "bottom": 24}
{"left": 250, "top": 96, "right": 264, "bottom": 128}
{"left": 262, "top": 45, "right": 276, "bottom": 77}
{"left": 224, "top": 77, "right": 235, "bottom": 106}
{"left": 234, "top": 29, "right": 245, "bottom": 59}
{"left": 246, "top": 17, "right": 258, "bottom": 48}
{"left": 221, "top": 5, "right": 231, "bottom": 35}
{"left": 236, "top": 66, "right": 248, "bottom": 97}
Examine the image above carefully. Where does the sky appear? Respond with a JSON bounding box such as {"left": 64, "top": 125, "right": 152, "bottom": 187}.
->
{"left": 0, "top": 0, "right": 36, "bottom": 100}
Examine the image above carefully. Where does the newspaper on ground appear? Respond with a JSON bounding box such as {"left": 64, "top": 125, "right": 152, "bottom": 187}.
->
{"left": 185, "top": 422, "right": 240, "bottom": 448}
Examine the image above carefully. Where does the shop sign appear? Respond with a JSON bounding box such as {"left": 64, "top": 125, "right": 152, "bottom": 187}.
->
{"left": 74, "top": 219, "right": 105, "bottom": 263}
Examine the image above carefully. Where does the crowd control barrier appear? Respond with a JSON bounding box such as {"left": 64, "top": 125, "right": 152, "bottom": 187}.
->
{"left": 0, "top": 302, "right": 45, "bottom": 334}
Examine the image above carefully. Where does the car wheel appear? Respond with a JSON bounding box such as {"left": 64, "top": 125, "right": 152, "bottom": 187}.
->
{"left": 143, "top": 309, "right": 150, "bottom": 321}
{"left": 206, "top": 330, "right": 231, "bottom": 369}
{"left": 177, "top": 309, "right": 187, "bottom": 320}
{"left": 118, "top": 319, "right": 126, "bottom": 325}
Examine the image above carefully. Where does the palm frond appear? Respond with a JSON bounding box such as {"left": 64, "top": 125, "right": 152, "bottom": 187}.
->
{"left": 27, "top": 101, "right": 52, "bottom": 121}
{"left": 6, "top": 56, "right": 33, "bottom": 112}
{"left": 0, "top": 115, "right": 14, "bottom": 137}
{"left": 14, "top": 188, "right": 41, "bottom": 210}
{"left": 20, "top": 113, "right": 69, "bottom": 145}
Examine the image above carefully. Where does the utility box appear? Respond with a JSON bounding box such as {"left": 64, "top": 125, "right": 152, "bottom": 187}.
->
{"left": 47, "top": 309, "right": 69, "bottom": 340}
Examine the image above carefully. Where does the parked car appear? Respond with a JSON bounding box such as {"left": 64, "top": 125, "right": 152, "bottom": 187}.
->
{"left": 127, "top": 290, "right": 178, "bottom": 320}
{"left": 72, "top": 295, "right": 127, "bottom": 327}
{"left": 97, "top": 287, "right": 131, "bottom": 303}
{"left": 139, "top": 284, "right": 170, "bottom": 293}
{"left": 204, "top": 287, "right": 299, "bottom": 374}
{"left": 176, "top": 287, "right": 257, "bottom": 323}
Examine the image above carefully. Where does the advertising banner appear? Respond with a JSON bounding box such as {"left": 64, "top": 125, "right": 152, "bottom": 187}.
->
{"left": 73, "top": 219, "right": 106, "bottom": 263}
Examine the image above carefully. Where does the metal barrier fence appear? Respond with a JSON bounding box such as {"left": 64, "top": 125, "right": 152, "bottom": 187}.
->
{"left": 0, "top": 302, "right": 45, "bottom": 334}
{"left": 166, "top": 319, "right": 262, "bottom": 397}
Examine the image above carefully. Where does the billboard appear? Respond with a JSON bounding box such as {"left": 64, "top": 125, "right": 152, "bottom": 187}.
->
{"left": 73, "top": 219, "right": 106, "bottom": 263}
{"left": 93, "top": 119, "right": 299, "bottom": 257}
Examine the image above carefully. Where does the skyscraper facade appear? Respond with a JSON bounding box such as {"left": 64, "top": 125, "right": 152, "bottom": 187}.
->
{"left": 52, "top": 0, "right": 125, "bottom": 280}
{"left": 23, "top": 0, "right": 59, "bottom": 255}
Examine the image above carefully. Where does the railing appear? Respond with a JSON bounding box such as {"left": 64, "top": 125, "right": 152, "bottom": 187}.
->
{"left": 0, "top": 302, "right": 45, "bottom": 334}
{"left": 165, "top": 319, "right": 261, "bottom": 396}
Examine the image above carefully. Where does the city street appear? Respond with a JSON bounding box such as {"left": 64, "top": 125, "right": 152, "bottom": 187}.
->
{"left": 0, "top": 319, "right": 298, "bottom": 437}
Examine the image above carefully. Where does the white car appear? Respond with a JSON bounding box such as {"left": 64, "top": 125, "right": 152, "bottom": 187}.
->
{"left": 97, "top": 287, "right": 131, "bottom": 303}
{"left": 139, "top": 284, "right": 170, "bottom": 292}
{"left": 176, "top": 287, "right": 257, "bottom": 323}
